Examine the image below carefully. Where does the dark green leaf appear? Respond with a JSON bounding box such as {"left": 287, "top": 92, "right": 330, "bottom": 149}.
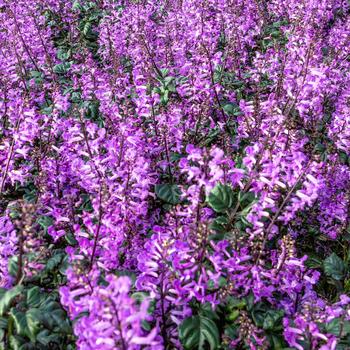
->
{"left": 26, "top": 287, "right": 42, "bottom": 308}
{"left": 268, "top": 334, "right": 287, "bottom": 350}
{"left": 325, "top": 318, "right": 350, "bottom": 337}
{"left": 161, "top": 89, "right": 169, "bottom": 105}
{"left": 224, "top": 324, "right": 238, "bottom": 340}
{"left": 8, "top": 256, "right": 18, "bottom": 278}
{"left": 210, "top": 216, "right": 228, "bottom": 233}
{"left": 155, "top": 184, "right": 181, "bottom": 205}
{"left": 245, "top": 293, "right": 255, "bottom": 311}
{"left": 65, "top": 232, "right": 78, "bottom": 246}
{"left": 57, "top": 49, "right": 71, "bottom": 61}
{"left": 226, "top": 297, "right": 246, "bottom": 310}
{"left": 25, "top": 309, "right": 41, "bottom": 339}
{"left": 324, "top": 253, "right": 346, "bottom": 280}
{"left": 305, "top": 254, "right": 323, "bottom": 269}
{"left": 199, "top": 304, "right": 219, "bottom": 322}
{"left": 53, "top": 62, "right": 71, "bottom": 74}
{"left": 36, "top": 329, "right": 57, "bottom": 345}
{"left": 9, "top": 335, "right": 25, "bottom": 350}
{"left": 0, "top": 286, "right": 23, "bottom": 316}
{"left": 72, "top": 1, "right": 83, "bottom": 11}
{"left": 160, "top": 68, "right": 169, "bottom": 78}
{"left": 223, "top": 103, "right": 241, "bottom": 116}
{"left": 29, "top": 71, "right": 43, "bottom": 84}
{"left": 262, "top": 310, "right": 284, "bottom": 331}
{"left": 179, "top": 314, "right": 219, "bottom": 350}
{"left": 325, "top": 318, "right": 341, "bottom": 336}
{"left": 238, "top": 191, "right": 256, "bottom": 208}
{"left": 83, "top": 22, "right": 92, "bottom": 36}
{"left": 37, "top": 216, "right": 53, "bottom": 232}
{"left": 46, "top": 252, "right": 64, "bottom": 271}
{"left": 207, "top": 183, "right": 235, "bottom": 213}
{"left": 141, "top": 320, "right": 152, "bottom": 332}
{"left": 10, "top": 309, "right": 28, "bottom": 339}
{"left": 0, "top": 317, "right": 7, "bottom": 329}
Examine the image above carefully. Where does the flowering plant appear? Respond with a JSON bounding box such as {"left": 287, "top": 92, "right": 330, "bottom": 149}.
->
{"left": 0, "top": 0, "right": 350, "bottom": 349}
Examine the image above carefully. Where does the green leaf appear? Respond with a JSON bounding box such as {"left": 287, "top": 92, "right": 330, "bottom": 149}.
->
{"left": 245, "top": 293, "right": 255, "bottom": 311}
{"left": 0, "top": 317, "right": 7, "bottom": 329}
{"left": 251, "top": 303, "right": 269, "bottom": 328}
{"left": 164, "top": 76, "right": 174, "bottom": 85}
{"left": 207, "top": 183, "right": 235, "bottom": 213}
{"left": 72, "top": 1, "right": 83, "bottom": 11}
{"left": 65, "top": 232, "right": 78, "bottom": 246}
{"left": 224, "top": 324, "right": 238, "bottom": 340}
{"left": 338, "top": 151, "right": 349, "bottom": 165}
{"left": 155, "top": 184, "right": 181, "bottom": 205}
{"left": 39, "top": 300, "right": 71, "bottom": 333}
{"left": 25, "top": 309, "right": 41, "bottom": 339}
{"left": 262, "top": 310, "right": 284, "bottom": 331}
{"left": 37, "top": 216, "right": 53, "bottom": 232}
{"left": 10, "top": 309, "right": 28, "bottom": 339}
{"left": 59, "top": 255, "right": 69, "bottom": 275}
{"left": 71, "top": 91, "right": 82, "bottom": 103}
{"left": 160, "top": 68, "right": 169, "bottom": 78}
{"left": 179, "top": 314, "right": 219, "bottom": 350}
{"left": 0, "top": 286, "right": 23, "bottom": 316}
{"left": 85, "top": 101, "right": 100, "bottom": 121}
{"left": 8, "top": 256, "right": 18, "bottom": 278}
{"left": 53, "top": 62, "right": 71, "bottom": 74}
{"left": 199, "top": 304, "right": 219, "bottom": 322}
{"left": 161, "top": 89, "right": 169, "bottom": 105}
{"left": 305, "top": 254, "right": 323, "bottom": 269}
{"left": 47, "top": 309, "right": 71, "bottom": 334}
{"left": 250, "top": 302, "right": 284, "bottom": 334}
{"left": 238, "top": 191, "right": 256, "bottom": 208}
{"left": 26, "top": 287, "right": 42, "bottom": 308}
{"left": 36, "top": 329, "right": 56, "bottom": 345}
{"left": 23, "top": 187, "right": 37, "bottom": 203}
{"left": 227, "top": 310, "right": 239, "bottom": 322}
{"left": 45, "top": 252, "right": 64, "bottom": 271}
{"left": 57, "top": 49, "right": 71, "bottom": 61}
{"left": 223, "top": 103, "right": 241, "bottom": 116}
{"left": 29, "top": 70, "right": 43, "bottom": 84}
{"left": 78, "top": 193, "right": 93, "bottom": 212}
{"left": 83, "top": 22, "right": 92, "bottom": 36}
{"left": 165, "top": 77, "right": 176, "bottom": 92}
{"left": 210, "top": 216, "right": 229, "bottom": 233}
{"left": 325, "top": 318, "right": 341, "bottom": 336}
{"left": 324, "top": 253, "right": 346, "bottom": 280}
{"left": 268, "top": 334, "right": 287, "bottom": 350}
{"left": 10, "top": 307, "right": 42, "bottom": 342}
{"left": 9, "top": 335, "right": 25, "bottom": 350}
{"left": 226, "top": 297, "right": 246, "bottom": 310}
{"left": 141, "top": 320, "right": 152, "bottom": 332}
{"left": 325, "top": 318, "right": 350, "bottom": 337}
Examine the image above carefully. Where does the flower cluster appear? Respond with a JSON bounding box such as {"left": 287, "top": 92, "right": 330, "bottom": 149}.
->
{"left": 0, "top": 0, "right": 350, "bottom": 349}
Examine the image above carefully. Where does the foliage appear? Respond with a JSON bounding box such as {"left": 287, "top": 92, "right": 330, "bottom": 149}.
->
{"left": 0, "top": 0, "right": 350, "bottom": 349}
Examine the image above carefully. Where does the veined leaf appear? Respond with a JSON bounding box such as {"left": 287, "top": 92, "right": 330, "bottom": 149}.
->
{"left": 0, "top": 286, "right": 23, "bottom": 316}
{"left": 155, "top": 184, "right": 181, "bottom": 205}
{"left": 179, "top": 314, "right": 219, "bottom": 350}
{"left": 324, "top": 253, "right": 346, "bottom": 281}
{"left": 207, "top": 183, "right": 235, "bottom": 213}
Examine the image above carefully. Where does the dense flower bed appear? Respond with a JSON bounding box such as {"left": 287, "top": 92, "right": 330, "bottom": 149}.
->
{"left": 0, "top": 0, "right": 350, "bottom": 349}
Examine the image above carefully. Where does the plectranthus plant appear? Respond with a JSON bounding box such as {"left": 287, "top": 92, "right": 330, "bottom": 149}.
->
{"left": 0, "top": 0, "right": 350, "bottom": 349}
